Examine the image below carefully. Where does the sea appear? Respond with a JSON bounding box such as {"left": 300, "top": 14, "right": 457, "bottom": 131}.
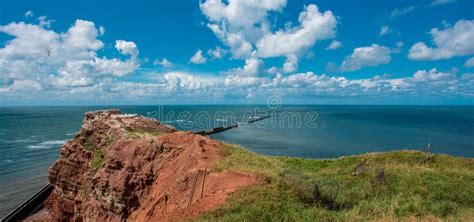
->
{"left": 0, "top": 105, "right": 473, "bottom": 216}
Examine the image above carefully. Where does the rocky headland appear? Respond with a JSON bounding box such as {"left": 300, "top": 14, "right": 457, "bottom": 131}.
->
{"left": 42, "top": 110, "right": 258, "bottom": 221}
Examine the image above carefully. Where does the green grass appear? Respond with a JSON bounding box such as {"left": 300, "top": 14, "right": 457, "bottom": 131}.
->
{"left": 123, "top": 126, "right": 165, "bottom": 138}
{"left": 89, "top": 149, "right": 105, "bottom": 171}
{"left": 83, "top": 139, "right": 96, "bottom": 151}
{"left": 199, "top": 144, "right": 474, "bottom": 221}
{"left": 105, "top": 134, "right": 115, "bottom": 148}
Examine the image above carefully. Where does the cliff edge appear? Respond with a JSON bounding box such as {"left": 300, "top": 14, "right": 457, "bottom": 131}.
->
{"left": 43, "top": 110, "right": 258, "bottom": 221}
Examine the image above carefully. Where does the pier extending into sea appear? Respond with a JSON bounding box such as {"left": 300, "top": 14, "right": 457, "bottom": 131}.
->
{"left": 193, "top": 115, "right": 271, "bottom": 135}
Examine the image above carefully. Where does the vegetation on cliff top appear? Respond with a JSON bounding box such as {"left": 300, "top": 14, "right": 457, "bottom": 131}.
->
{"left": 200, "top": 144, "right": 474, "bottom": 221}
{"left": 123, "top": 126, "right": 166, "bottom": 138}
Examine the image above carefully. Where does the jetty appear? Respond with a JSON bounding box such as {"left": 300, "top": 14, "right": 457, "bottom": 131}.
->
{"left": 247, "top": 115, "right": 271, "bottom": 123}
{"left": 194, "top": 115, "right": 271, "bottom": 135}
{"left": 194, "top": 123, "right": 239, "bottom": 135}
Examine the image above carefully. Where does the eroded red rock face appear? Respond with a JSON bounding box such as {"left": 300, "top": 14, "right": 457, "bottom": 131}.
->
{"left": 45, "top": 110, "right": 258, "bottom": 221}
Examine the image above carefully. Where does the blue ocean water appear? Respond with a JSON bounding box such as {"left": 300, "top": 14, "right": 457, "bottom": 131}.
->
{"left": 0, "top": 105, "right": 473, "bottom": 216}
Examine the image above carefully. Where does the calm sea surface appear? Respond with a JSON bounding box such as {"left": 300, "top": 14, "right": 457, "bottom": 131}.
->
{"left": 0, "top": 105, "right": 473, "bottom": 216}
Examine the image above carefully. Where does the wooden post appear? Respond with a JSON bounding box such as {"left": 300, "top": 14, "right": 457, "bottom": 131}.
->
{"left": 163, "top": 193, "right": 168, "bottom": 213}
{"left": 425, "top": 143, "right": 431, "bottom": 164}
{"left": 278, "top": 168, "right": 288, "bottom": 187}
{"left": 424, "top": 143, "right": 436, "bottom": 164}
{"left": 200, "top": 167, "right": 207, "bottom": 199}
{"left": 352, "top": 153, "right": 369, "bottom": 176}
{"left": 188, "top": 170, "right": 201, "bottom": 207}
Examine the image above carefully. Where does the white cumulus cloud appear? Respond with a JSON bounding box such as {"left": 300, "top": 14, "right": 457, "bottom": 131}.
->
{"left": 326, "top": 40, "right": 342, "bottom": 50}
{"left": 24, "top": 10, "right": 34, "bottom": 18}
{"left": 208, "top": 46, "right": 227, "bottom": 59}
{"left": 340, "top": 44, "right": 393, "bottom": 72}
{"left": 0, "top": 79, "right": 42, "bottom": 93}
{"left": 0, "top": 19, "right": 140, "bottom": 92}
{"left": 228, "top": 57, "right": 263, "bottom": 76}
{"left": 413, "top": 68, "right": 455, "bottom": 82}
{"left": 190, "top": 49, "right": 207, "bottom": 64}
{"left": 379, "top": 25, "right": 391, "bottom": 36}
{"left": 37, "top": 16, "right": 54, "bottom": 28}
{"left": 200, "top": 1, "right": 337, "bottom": 73}
{"left": 283, "top": 54, "right": 298, "bottom": 73}
{"left": 115, "top": 40, "right": 138, "bottom": 58}
{"left": 200, "top": 0, "right": 287, "bottom": 59}
{"left": 256, "top": 4, "right": 336, "bottom": 58}
{"left": 154, "top": 58, "right": 172, "bottom": 67}
{"left": 408, "top": 19, "right": 474, "bottom": 61}
{"left": 162, "top": 72, "right": 217, "bottom": 93}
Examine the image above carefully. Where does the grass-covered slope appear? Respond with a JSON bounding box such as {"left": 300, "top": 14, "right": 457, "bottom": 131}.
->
{"left": 200, "top": 144, "right": 474, "bottom": 221}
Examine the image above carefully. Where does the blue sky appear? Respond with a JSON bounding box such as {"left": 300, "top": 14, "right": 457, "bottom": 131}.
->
{"left": 0, "top": 0, "right": 473, "bottom": 105}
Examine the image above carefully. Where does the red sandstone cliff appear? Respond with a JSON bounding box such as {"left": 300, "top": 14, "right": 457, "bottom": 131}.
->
{"left": 43, "top": 110, "right": 258, "bottom": 221}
